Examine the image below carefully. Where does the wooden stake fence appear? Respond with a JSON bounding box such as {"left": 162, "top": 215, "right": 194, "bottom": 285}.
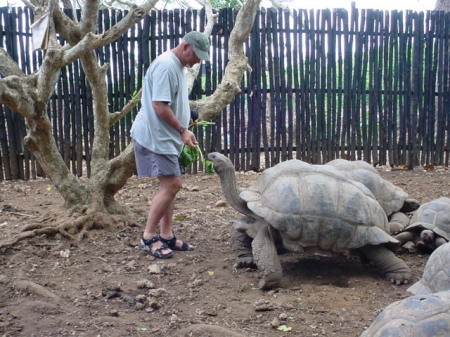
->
{"left": 0, "top": 6, "right": 449, "bottom": 180}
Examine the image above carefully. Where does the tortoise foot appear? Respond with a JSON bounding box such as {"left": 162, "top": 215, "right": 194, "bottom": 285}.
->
{"left": 258, "top": 278, "right": 280, "bottom": 290}
{"left": 385, "top": 271, "right": 411, "bottom": 285}
{"left": 234, "top": 256, "right": 256, "bottom": 268}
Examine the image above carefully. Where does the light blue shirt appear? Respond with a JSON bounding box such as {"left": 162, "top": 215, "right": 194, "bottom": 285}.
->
{"left": 131, "top": 51, "right": 190, "bottom": 155}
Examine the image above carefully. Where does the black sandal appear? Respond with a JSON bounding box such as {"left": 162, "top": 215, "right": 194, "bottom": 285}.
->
{"left": 140, "top": 236, "right": 174, "bottom": 259}
{"left": 159, "top": 235, "right": 194, "bottom": 251}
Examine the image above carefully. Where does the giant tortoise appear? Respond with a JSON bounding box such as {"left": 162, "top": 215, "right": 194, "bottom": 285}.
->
{"left": 394, "top": 197, "right": 450, "bottom": 251}
{"left": 325, "top": 158, "right": 420, "bottom": 234}
{"left": 208, "top": 152, "right": 411, "bottom": 289}
{"left": 360, "top": 290, "right": 450, "bottom": 337}
{"left": 408, "top": 242, "right": 450, "bottom": 295}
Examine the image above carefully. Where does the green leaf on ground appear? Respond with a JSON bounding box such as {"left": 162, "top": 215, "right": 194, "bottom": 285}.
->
{"left": 276, "top": 325, "right": 292, "bottom": 332}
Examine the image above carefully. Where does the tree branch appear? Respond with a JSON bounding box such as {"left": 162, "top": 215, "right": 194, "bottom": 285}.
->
{"left": 0, "top": 48, "right": 26, "bottom": 78}
{"left": 0, "top": 76, "right": 36, "bottom": 117}
{"left": 21, "top": 0, "right": 39, "bottom": 12}
{"left": 109, "top": 89, "right": 142, "bottom": 127}
{"left": 104, "top": 143, "right": 136, "bottom": 198}
{"left": 186, "top": 0, "right": 217, "bottom": 93}
{"left": 36, "top": 48, "right": 64, "bottom": 105}
{"left": 53, "top": 7, "right": 80, "bottom": 44}
{"left": 80, "top": 0, "right": 100, "bottom": 34}
{"left": 61, "top": 0, "right": 158, "bottom": 67}
{"left": 80, "top": 51, "right": 111, "bottom": 171}
{"left": 190, "top": 0, "right": 260, "bottom": 121}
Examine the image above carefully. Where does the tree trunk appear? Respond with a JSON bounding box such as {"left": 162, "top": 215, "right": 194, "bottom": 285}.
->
{"left": 0, "top": 0, "right": 261, "bottom": 247}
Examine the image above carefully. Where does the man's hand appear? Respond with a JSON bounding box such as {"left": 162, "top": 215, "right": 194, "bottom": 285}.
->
{"left": 181, "top": 129, "right": 198, "bottom": 148}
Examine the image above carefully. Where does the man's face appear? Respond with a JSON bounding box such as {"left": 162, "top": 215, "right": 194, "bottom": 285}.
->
{"left": 184, "top": 44, "right": 201, "bottom": 68}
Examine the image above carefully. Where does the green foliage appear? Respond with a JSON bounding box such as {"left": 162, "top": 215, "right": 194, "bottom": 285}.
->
{"left": 130, "top": 90, "right": 141, "bottom": 104}
{"left": 210, "top": 0, "right": 242, "bottom": 9}
{"left": 179, "top": 121, "right": 215, "bottom": 175}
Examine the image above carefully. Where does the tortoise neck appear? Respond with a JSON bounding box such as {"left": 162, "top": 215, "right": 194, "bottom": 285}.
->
{"left": 219, "top": 165, "right": 253, "bottom": 217}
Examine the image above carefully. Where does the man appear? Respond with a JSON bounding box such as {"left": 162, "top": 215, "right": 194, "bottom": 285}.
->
{"left": 130, "top": 32, "right": 210, "bottom": 258}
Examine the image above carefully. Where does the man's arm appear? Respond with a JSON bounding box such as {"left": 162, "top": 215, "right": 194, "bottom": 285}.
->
{"left": 152, "top": 101, "right": 198, "bottom": 148}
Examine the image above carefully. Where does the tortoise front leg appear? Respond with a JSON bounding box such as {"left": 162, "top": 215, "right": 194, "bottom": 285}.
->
{"left": 388, "top": 212, "right": 410, "bottom": 234}
{"left": 252, "top": 225, "right": 283, "bottom": 290}
{"left": 393, "top": 231, "right": 415, "bottom": 244}
{"left": 230, "top": 228, "right": 256, "bottom": 268}
{"left": 435, "top": 237, "right": 448, "bottom": 247}
{"left": 360, "top": 245, "right": 411, "bottom": 285}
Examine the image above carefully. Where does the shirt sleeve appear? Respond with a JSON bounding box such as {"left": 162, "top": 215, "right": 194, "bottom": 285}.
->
{"left": 151, "top": 62, "right": 178, "bottom": 104}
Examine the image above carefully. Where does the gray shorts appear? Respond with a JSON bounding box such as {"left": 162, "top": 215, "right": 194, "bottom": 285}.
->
{"left": 133, "top": 141, "right": 181, "bottom": 177}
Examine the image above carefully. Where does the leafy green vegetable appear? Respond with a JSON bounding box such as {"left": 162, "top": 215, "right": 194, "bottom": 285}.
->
{"left": 179, "top": 120, "right": 215, "bottom": 175}
{"left": 276, "top": 325, "right": 292, "bottom": 332}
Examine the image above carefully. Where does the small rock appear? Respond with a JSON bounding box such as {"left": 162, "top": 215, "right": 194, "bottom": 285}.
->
{"left": 121, "top": 294, "right": 134, "bottom": 303}
{"left": 1, "top": 204, "right": 17, "bottom": 212}
{"left": 135, "top": 294, "right": 147, "bottom": 302}
{"left": 148, "top": 288, "right": 166, "bottom": 297}
{"left": 271, "top": 317, "right": 280, "bottom": 327}
{"left": 135, "top": 302, "right": 147, "bottom": 310}
{"left": 278, "top": 313, "right": 288, "bottom": 320}
{"left": 170, "top": 314, "right": 181, "bottom": 324}
{"left": 125, "top": 260, "right": 136, "bottom": 270}
{"left": 0, "top": 274, "right": 10, "bottom": 284}
{"left": 403, "top": 241, "right": 417, "bottom": 253}
{"left": 137, "top": 279, "right": 156, "bottom": 289}
{"left": 148, "top": 264, "right": 162, "bottom": 274}
{"left": 189, "top": 278, "right": 204, "bottom": 287}
{"left": 214, "top": 200, "right": 227, "bottom": 207}
{"left": 148, "top": 299, "right": 161, "bottom": 309}
{"left": 101, "top": 264, "right": 113, "bottom": 273}
{"left": 59, "top": 250, "right": 70, "bottom": 258}
{"left": 254, "top": 299, "right": 274, "bottom": 311}
{"left": 108, "top": 309, "right": 119, "bottom": 317}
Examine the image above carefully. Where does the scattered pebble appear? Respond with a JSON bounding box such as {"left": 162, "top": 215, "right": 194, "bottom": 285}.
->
{"left": 215, "top": 200, "right": 227, "bottom": 207}
{"left": 148, "top": 264, "right": 162, "bottom": 274}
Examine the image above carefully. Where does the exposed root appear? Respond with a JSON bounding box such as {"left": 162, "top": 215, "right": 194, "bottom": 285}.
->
{"left": 1, "top": 226, "right": 62, "bottom": 248}
{"left": 14, "top": 280, "right": 62, "bottom": 302}
{"left": 0, "top": 205, "right": 139, "bottom": 249}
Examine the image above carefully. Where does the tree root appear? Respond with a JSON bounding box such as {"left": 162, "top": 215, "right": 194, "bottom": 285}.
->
{"left": 14, "top": 279, "right": 62, "bottom": 302}
{"left": 0, "top": 205, "right": 139, "bottom": 249}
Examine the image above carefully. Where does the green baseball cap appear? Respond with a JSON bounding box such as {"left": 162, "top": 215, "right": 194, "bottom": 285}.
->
{"left": 183, "top": 31, "right": 210, "bottom": 62}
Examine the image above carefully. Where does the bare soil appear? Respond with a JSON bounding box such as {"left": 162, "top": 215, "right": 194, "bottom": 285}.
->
{"left": 0, "top": 165, "right": 449, "bottom": 337}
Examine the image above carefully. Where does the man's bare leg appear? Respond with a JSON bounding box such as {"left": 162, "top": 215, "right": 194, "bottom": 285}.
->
{"left": 142, "top": 176, "right": 182, "bottom": 256}
{"left": 158, "top": 177, "right": 194, "bottom": 250}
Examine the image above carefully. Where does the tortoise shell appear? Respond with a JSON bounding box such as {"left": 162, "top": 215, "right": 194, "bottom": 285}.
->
{"left": 406, "top": 197, "right": 450, "bottom": 241}
{"left": 239, "top": 159, "right": 397, "bottom": 253}
{"left": 408, "top": 242, "right": 450, "bottom": 295}
{"left": 360, "top": 290, "right": 450, "bottom": 337}
{"left": 326, "top": 159, "right": 409, "bottom": 216}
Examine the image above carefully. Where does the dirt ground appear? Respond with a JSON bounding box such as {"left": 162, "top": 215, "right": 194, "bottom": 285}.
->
{"left": 0, "top": 164, "right": 449, "bottom": 337}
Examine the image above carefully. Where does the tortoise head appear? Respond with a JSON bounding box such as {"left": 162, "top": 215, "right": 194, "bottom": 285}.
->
{"left": 207, "top": 152, "right": 233, "bottom": 174}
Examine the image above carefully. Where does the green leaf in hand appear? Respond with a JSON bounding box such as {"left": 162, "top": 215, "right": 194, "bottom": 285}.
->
{"left": 179, "top": 120, "right": 216, "bottom": 174}
{"left": 179, "top": 146, "right": 198, "bottom": 168}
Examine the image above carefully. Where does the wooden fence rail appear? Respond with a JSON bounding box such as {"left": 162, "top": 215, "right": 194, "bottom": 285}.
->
{"left": 0, "top": 6, "right": 449, "bottom": 180}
